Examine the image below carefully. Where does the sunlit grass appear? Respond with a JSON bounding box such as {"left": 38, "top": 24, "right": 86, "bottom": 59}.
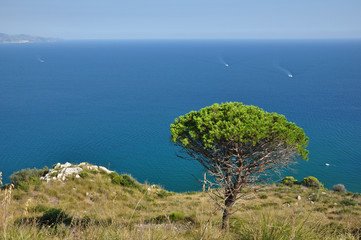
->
{"left": 1, "top": 167, "right": 360, "bottom": 239}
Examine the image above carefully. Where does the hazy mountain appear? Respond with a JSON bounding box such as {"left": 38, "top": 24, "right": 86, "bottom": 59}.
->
{"left": 0, "top": 33, "right": 60, "bottom": 43}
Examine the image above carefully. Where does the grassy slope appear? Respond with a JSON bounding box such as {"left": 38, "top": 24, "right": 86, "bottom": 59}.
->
{"left": 1, "top": 167, "right": 360, "bottom": 240}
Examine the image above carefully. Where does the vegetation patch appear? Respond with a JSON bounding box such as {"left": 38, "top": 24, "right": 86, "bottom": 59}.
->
{"left": 281, "top": 176, "right": 299, "bottom": 187}
{"left": 258, "top": 193, "right": 268, "bottom": 199}
{"left": 340, "top": 198, "right": 357, "bottom": 206}
{"left": 301, "top": 176, "right": 323, "bottom": 188}
{"left": 10, "top": 167, "right": 49, "bottom": 189}
{"left": 333, "top": 184, "right": 347, "bottom": 193}
{"left": 109, "top": 172, "right": 142, "bottom": 190}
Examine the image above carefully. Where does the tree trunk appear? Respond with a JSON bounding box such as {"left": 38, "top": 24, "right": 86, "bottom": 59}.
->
{"left": 222, "top": 193, "right": 235, "bottom": 230}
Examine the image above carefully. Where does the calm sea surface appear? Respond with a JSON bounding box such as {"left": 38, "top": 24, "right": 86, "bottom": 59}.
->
{"left": 0, "top": 40, "right": 360, "bottom": 192}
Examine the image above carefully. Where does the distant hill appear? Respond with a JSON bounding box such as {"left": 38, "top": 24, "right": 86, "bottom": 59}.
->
{"left": 0, "top": 33, "right": 60, "bottom": 43}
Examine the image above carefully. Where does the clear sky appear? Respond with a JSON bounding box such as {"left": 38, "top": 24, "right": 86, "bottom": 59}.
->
{"left": 1, "top": 0, "right": 360, "bottom": 39}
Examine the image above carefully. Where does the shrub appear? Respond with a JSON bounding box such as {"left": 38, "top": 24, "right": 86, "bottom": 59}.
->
{"left": 17, "top": 181, "right": 30, "bottom": 191}
{"left": 353, "top": 193, "right": 361, "bottom": 198}
{"left": 38, "top": 208, "right": 72, "bottom": 227}
{"left": 340, "top": 198, "right": 356, "bottom": 206}
{"left": 81, "top": 215, "right": 92, "bottom": 225}
{"left": 33, "top": 205, "right": 49, "bottom": 213}
{"left": 10, "top": 167, "right": 49, "bottom": 188}
{"left": 274, "top": 193, "right": 283, "bottom": 199}
{"left": 333, "top": 184, "right": 347, "bottom": 193}
{"left": 156, "top": 190, "right": 173, "bottom": 198}
{"left": 334, "top": 208, "right": 352, "bottom": 214}
{"left": 79, "top": 171, "right": 90, "bottom": 178}
{"left": 258, "top": 193, "right": 268, "bottom": 199}
{"left": 110, "top": 173, "right": 140, "bottom": 189}
{"left": 314, "top": 207, "right": 327, "bottom": 212}
{"left": 301, "top": 176, "right": 322, "bottom": 188}
{"left": 149, "top": 215, "right": 168, "bottom": 223}
{"left": 169, "top": 211, "right": 185, "bottom": 222}
{"left": 281, "top": 176, "right": 298, "bottom": 186}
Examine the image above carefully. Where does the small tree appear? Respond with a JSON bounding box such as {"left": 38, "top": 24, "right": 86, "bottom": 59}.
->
{"left": 170, "top": 102, "right": 309, "bottom": 229}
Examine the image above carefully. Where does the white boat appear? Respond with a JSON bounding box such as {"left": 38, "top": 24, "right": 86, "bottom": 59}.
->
{"left": 225, "top": 64, "right": 229, "bottom": 67}
{"left": 288, "top": 74, "right": 293, "bottom": 78}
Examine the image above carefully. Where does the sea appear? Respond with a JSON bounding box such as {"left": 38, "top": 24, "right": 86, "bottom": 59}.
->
{"left": 0, "top": 39, "right": 360, "bottom": 193}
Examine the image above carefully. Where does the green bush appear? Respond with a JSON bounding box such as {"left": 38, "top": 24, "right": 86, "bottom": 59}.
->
{"left": 10, "top": 167, "right": 49, "bottom": 188}
{"left": 33, "top": 205, "right": 49, "bottom": 213}
{"left": 110, "top": 173, "right": 142, "bottom": 190}
{"left": 156, "top": 190, "right": 173, "bottom": 198}
{"left": 340, "top": 198, "right": 357, "bottom": 206}
{"left": 169, "top": 211, "right": 185, "bottom": 222}
{"left": 353, "top": 193, "right": 361, "bottom": 198}
{"left": 281, "top": 176, "right": 298, "bottom": 186}
{"left": 79, "top": 171, "right": 90, "bottom": 178}
{"left": 334, "top": 208, "right": 352, "bottom": 214}
{"left": 314, "top": 207, "right": 327, "bottom": 212}
{"left": 301, "top": 176, "right": 323, "bottom": 188}
{"left": 258, "top": 193, "right": 268, "bottom": 199}
{"left": 274, "top": 193, "right": 283, "bottom": 199}
{"left": 38, "top": 208, "right": 72, "bottom": 227}
{"left": 150, "top": 211, "right": 186, "bottom": 223}
{"left": 149, "top": 215, "right": 168, "bottom": 223}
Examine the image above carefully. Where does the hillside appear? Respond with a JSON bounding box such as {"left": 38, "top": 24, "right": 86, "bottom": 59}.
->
{"left": 0, "top": 163, "right": 360, "bottom": 239}
{"left": 0, "top": 33, "right": 59, "bottom": 44}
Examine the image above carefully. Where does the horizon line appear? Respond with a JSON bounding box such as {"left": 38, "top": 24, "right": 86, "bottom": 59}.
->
{"left": 61, "top": 37, "right": 361, "bottom": 41}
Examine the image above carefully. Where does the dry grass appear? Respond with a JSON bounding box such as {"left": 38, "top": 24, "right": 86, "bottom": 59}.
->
{"left": 1, "top": 168, "right": 360, "bottom": 240}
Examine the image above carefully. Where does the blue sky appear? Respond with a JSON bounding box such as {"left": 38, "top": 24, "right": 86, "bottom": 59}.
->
{"left": 0, "top": 0, "right": 360, "bottom": 39}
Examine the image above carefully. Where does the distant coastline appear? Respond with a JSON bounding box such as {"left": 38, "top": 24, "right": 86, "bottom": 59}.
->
{"left": 0, "top": 33, "right": 61, "bottom": 44}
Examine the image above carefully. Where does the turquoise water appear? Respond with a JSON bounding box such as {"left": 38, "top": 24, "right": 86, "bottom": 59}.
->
{"left": 0, "top": 40, "right": 360, "bottom": 192}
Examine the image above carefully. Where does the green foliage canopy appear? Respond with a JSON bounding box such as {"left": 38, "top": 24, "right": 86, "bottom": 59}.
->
{"left": 171, "top": 102, "right": 309, "bottom": 159}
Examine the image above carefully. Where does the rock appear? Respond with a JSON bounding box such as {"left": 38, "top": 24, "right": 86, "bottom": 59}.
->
{"left": 99, "top": 166, "right": 113, "bottom": 174}
{"left": 87, "top": 166, "right": 99, "bottom": 171}
{"left": 61, "top": 162, "right": 72, "bottom": 168}
{"left": 296, "top": 195, "right": 301, "bottom": 200}
{"left": 40, "top": 162, "right": 114, "bottom": 182}
{"left": 58, "top": 167, "right": 83, "bottom": 181}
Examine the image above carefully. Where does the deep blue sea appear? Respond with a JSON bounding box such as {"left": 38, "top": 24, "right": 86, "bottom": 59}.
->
{"left": 0, "top": 40, "right": 360, "bottom": 192}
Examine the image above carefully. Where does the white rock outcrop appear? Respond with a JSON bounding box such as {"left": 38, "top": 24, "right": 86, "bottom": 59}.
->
{"left": 40, "top": 162, "right": 114, "bottom": 182}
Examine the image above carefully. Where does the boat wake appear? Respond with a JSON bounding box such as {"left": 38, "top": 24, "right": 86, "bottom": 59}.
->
{"left": 278, "top": 65, "right": 293, "bottom": 78}
{"left": 273, "top": 59, "right": 293, "bottom": 78}
{"left": 219, "top": 57, "right": 229, "bottom": 67}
